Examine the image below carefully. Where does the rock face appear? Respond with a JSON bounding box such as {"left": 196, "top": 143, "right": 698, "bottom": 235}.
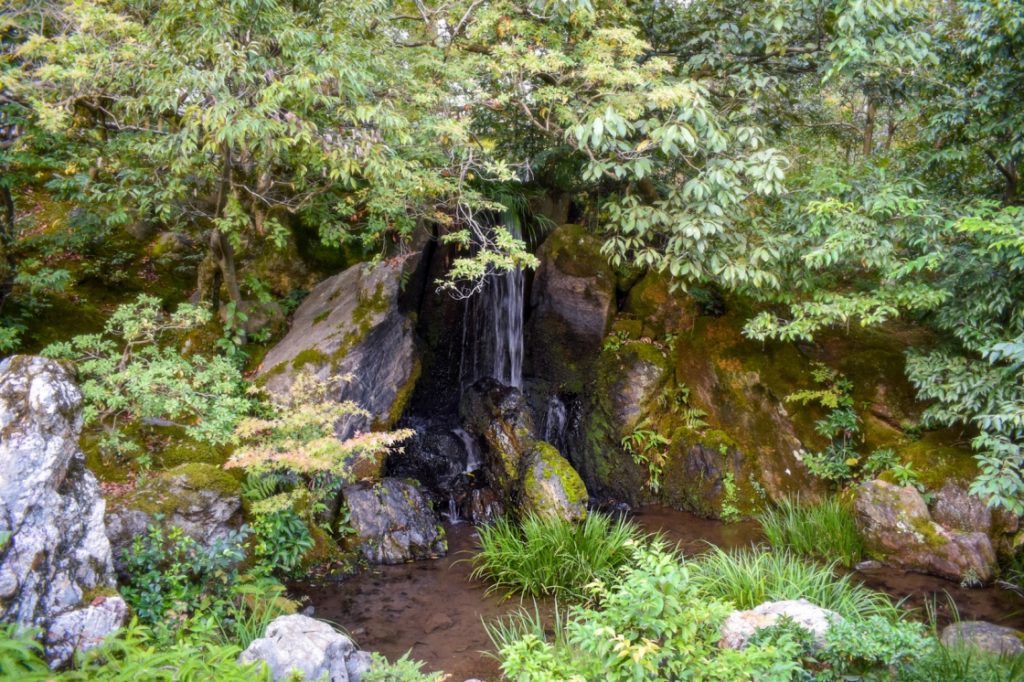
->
{"left": 0, "top": 356, "right": 123, "bottom": 664}
{"left": 719, "top": 599, "right": 841, "bottom": 650}
{"left": 940, "top": 621, "right": 1024, "bottom": 656}
{"left": 105, "top": 462, "right": 242, "bottom": 571}
{"left": 526, "top": 224, "right": 617, "bottom": 394}
{"left": 45, "top": 595, "right": 128, "bottom": 668}
{"left": 343, "top": 478, "right": 446, "bottom": 564}
{"left": 239, "top": 614, "right": 372, "bottom": 682}
{"left": 258, "top": 255, "right": 422, "bottom": 439}
{"left": 854, "top": 479, "right": 996, "bottom": 583}
{"left": 931, "top": 481, "right": 993, "bottom": 535}
{"left": 520, "top": 443, "right": 588, "bottom": 521}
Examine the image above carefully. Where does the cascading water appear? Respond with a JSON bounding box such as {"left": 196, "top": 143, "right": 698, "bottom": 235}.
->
{"left": 459, "top": 214, "right": 525, "bottom": 392}
{"left": 543, "top": 395, "right": 568, "bottom": 452}
{"left": 452, "top": 427, "right": 483, "bottom": 473}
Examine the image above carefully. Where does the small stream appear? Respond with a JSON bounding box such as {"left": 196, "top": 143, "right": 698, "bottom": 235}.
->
{"left": 299, "top": 507, "right": 1024, "bottom": 680}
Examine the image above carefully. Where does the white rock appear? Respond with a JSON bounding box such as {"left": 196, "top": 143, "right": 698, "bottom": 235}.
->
{"left": 719, "top": 598, "right": 842, "bottom": 650}
{"left": 239, "top": 614, "right": 362, "bottom": 682}
{"left": 45, "top": 596, "right": 128, "bottom": 668}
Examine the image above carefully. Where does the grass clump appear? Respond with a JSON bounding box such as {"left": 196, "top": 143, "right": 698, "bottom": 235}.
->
{"left": 759, "top": 496, "right": 864, "bottom": 567}
{"left": 470, "top": 512, "right": 642, "bottom": 601}
{"left": 690, "top": 546, "right": 900, "bottom": 622}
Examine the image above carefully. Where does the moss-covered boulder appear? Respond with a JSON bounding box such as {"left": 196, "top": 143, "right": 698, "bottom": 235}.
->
{"left": 853, "top": 479, "right": 996, "bottom": 583}
{"left": 257, "top": 254, "right": 422, "bottom": 439}
{"left": 105, "top": 463, "right": 242, "bottom": 570}
{"left": 521, "top": 442, "right": 588, "bottom": 521}
{"left": 526, "top": 224, "right": 616, "bottom": 394}
{"left": 460, "top": 378, "right": 536, "bottom": 500}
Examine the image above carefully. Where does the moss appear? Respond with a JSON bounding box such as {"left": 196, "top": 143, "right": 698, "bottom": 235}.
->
{"left": 152, "top": 438, "right": 232, "bottom": 470}
{"left": 313, "top": 310, "right": 330, "bottom": 325}
{"left": 522, "top": 442, "right": 588, "bottom": 519}
{"left": 80, "top": 585, "right": 121, "bottom": 605}
{"left": 81, "top": 435, "right": 133, "bottom": 483}
{"left": 896, "top": 430, "right": 977, "bottom": 490}
{"left": 124, "top": 463, "right": 241, "bottom": 516}
{"left": 291, "top": 348, "right": 329, "bottom": 371}
{"left": 541, "top": 224, "right": 612, "bottom": 280}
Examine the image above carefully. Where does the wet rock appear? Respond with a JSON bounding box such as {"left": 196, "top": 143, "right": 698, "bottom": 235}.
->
{"left": 258, "top": 255, "right": 422, "bottom": 439}
{"left": 940, "top": 621, "right": 1024, "bottom": 656}
{"left": 389, "top": 428, "right": 468, "bottom": 495}
{"left": 520, "top": 443, "right": 588, "bottom": 521}
{"left": 239, "top": 614, "right": 370, "bottom": 682}
{"left": 105, "top": 463, "right": 242, "bottom": 571}
{"left": 931, "top": 481, "right": 993, "bottom": 535}
{"left": 457, "top": 486, "right": 504, "bottom": 524}
{"left": 854, "top": 560, "right": 883, "bottom": 571}
{"left": 0, "top": 356, "right": 122, "bottom": 665}
{"left": 460, "top": 379, "right": 536, "bottom": 500}
{"left": 45, "top": 596, "right": 128, "bottom": 668}
{"left": 720, "top": 599, "right": 841, "bottom": 650}
{"left": 854, "top": 480, "right": 996, "bottom": 583}
{"left": 343, "top": 479, "right": 446, "bottom": 564}
{"left": 526, "top": 224, "right": 616, "bottom": 393}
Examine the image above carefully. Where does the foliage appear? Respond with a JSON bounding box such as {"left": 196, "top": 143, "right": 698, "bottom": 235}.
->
{"left": 720, "top": 472, "right": 742, "bottom": 523}
{"left": 690, "top": 547, "right": 899, "bottom": 622}
{"left": 491, "top": 541, "right": 804, "bottom": 681}
{"left": 44, "top": 295, "right": 251, "bottom": 463}
{"left": 228, "top": 371, "right": 412, "bottom": 571}
{"left": 0, "top": 625, "right": 48, "bottom": 677}
{"left": 621, "top": 422, "right": 670, "bottom": 493}
{"left": 362, "top": 652, "right": 445, "bottom": 682}
{"left": 759, "top": 497, "right": 864, "bottom": 568}
{"left": 470, "top": 512, "right": 642, "bottom": 601}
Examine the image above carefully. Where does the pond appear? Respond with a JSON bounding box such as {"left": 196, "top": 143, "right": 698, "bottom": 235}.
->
{"left": 299, "top": 506, "right": 1024, "bottom": 680}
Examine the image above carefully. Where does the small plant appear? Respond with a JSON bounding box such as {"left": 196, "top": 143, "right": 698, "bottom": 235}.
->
{"left": 758, "top": 496, "right": 864, "bottom": 567}
{"left": 44, "top": 295, "right": 252, "bottom": 462}
{"left": 470, "top": 512, "right": 642, "bottom": 601}
{"left": 602, "top": 329, "right": 630, "bottom": 353}
{"left": 621, "top": 422, "right": 670, "bottom": 493}
{"left": 363, "top": 652, "right": 445, "bottom": 682}
{"left": 720, "top": 472, "right": 742, "bottom": 522}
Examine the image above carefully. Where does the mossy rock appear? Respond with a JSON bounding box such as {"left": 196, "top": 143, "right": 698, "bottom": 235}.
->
{"left": 520, "top": 442, "right": 588, "bottom": 521}
{"left": 151, "top": 437, "right": 233, "bottom": 470}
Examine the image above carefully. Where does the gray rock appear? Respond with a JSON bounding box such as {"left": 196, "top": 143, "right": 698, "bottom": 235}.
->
{"left": 258, "top": 256, "right": 422, "bottom": 439}
{"left": 460, "top": 379, "right": 536, "bottom": 500}
{"left": 0, "top": 356, "right": 121, "bottom": 665}
{"left": 719, "top": 599, "right": 842, "bottom": 650}
{"left": 940, "top": 621, "right": 1024, "bottom": 656}
{"left": 105, "top": 463, "right": 242, "bottom": 571}
{"left": 45, "top": 596, "right": 128, "bottom": 668}
{"left": 932, "top": 481, "right": 992, "bottom": 535}
{"left": 239, "top": 614, "right": 360, "bottom": 682}
{"left": 343, "top": 479, "right": 446, "bottom": 564}
{"left": 854, "top": 479, "right": 996, "bottom": 584}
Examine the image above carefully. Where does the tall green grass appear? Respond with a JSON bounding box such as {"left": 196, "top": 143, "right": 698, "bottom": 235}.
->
{"left": 691, "top": 546, "right": 900, "bottom": 622}
{"left": 758, "top": 496, "right": 864, "bottom": 567}
{"left": 470, "top": 512, "right": 642, "bottom": 601}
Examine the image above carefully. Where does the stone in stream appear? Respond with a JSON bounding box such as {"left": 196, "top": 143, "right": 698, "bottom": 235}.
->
{"left": 343, "top": 478, "right": 446, "bottom": 564}
{"left": 719, "top": 599, "right": 842, "bottom": 650}
{"left": 939, "top": 620, "right": 1024, "bottom": 656}
{"left": 853, "top": 479, "right": 996, "bottom": 584}
{"left": 0, "top": 356, "right": 125, "bottom": 666}
{"left": 520, "top": 443, "right": 588, "bottom": 522}
{"left": 257, "top": 255, "right": 423, "bottom": 440}
{"left": 239, "top": 614, "right": 372, "bottom": 682}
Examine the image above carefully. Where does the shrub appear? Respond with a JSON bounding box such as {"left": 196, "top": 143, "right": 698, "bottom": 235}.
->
{"left": 758, "top": 497, "right": 864, "bottom": 567}
{"left": 363, "top": 652, "right": 445, "bottom": 682}
{"left": 489, "top": 542, "right": 805, "bottom": 681}
{"left": 690, "top": 546, "right": 900, "bottom": 622}
{"left": 470, "top": 512, "right": 643, "bottom": 601}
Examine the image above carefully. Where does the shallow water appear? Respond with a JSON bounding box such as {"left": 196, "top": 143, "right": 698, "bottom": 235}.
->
{"left": 299, "top": 506, "right": 1024, "bottom": 680}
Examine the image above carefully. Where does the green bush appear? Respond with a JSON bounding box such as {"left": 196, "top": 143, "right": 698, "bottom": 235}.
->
{"left": 470, "top": 512, "right": 643, "bottom": 601}
{"left": 363, "top": 652, "right": 445, "bottom": 682}
{"left": 690, "top": 547, "right": 900, "bottom": 622}
{"left": 758, "top": 497, "right": 864, "bottom": 567}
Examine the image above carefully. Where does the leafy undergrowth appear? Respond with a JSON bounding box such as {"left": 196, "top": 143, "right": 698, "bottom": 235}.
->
{"left": 470, "top": 512, "right": 644, "bottom": 601}
{"left": 478, "top": 516, "right": 1024, "bottom": 681}
{"left": 758, "top": 496, "right": 865, "bottom": 568}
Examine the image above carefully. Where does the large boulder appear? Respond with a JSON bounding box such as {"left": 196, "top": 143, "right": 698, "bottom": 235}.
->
{"left": 520, "top": 443, "right": 588, "bottom": 521}
{"left": 854, "top": 479, "right": 996, "bottom": 583}
{"left": 526, "top": 224, "right": 616, "bottom": 394}
{"left": 931, "top": 481, "right": 992, "bottom": 535}
{"left": 239, "top": 614, "right": 372, "bottom": 682}
{"left": 105, "top": 462, "right": 242, "bottom": 571}
{"left": 720, "top": 599, "right": 841, "bottom": 650}
{"left": 939, "top": 621, "right": 1024, "bottom": 656}
{"left": 0, "top": 356, "right": 123, "bottom": 664}
{"left": 258, "top": 255, "right": 422, "bottom": 439}
{"left": 460, "top": 379, "right": 536, "bottom": 500}
{"left": 343, "top": 478, "right": 446, "bottom": 564}
{"left": 45, "top": 595, "right": 129, "bottom": 668}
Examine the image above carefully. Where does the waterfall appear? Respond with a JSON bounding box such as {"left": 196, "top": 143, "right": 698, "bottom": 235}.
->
{"left": 452, "top": 427, "right": 483, "bottom": 473}
{"left": 459, "top": 214, "right": 525, "bottom": 391}
{"left": 543, "top": 395, "right": 568, "bottom": 451}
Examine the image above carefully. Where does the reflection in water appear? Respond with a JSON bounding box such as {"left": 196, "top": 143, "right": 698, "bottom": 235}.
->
{"left": 298, "top": 506, "right": 1024, "bottom": 679}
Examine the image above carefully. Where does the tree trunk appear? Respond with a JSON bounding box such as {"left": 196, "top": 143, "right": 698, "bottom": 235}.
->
{"left": 197, "top": 145, "right": 244, "bottom": 310}
{"left": 0, "top": 185, "right": 17, "bottom": 312}
{"left": 863, "top": 98, "right": 876, "bottom": 157}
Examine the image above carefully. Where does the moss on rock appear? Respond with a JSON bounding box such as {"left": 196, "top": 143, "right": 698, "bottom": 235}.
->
{"left": 521, "top": 442, "right": 588, "bottom": 521}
